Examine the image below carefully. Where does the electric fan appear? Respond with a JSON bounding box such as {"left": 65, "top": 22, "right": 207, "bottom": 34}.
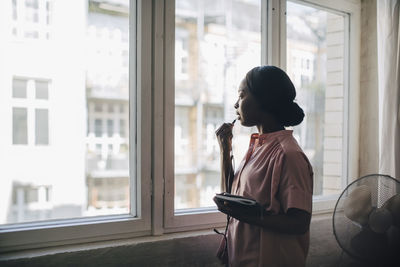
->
{"left": 333, "top": 174, "right": 400, "bottom": 266}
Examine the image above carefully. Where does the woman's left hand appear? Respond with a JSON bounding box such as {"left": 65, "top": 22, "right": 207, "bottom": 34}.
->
{"left": 215, "top": 200, "right": 256, "bottom": 224}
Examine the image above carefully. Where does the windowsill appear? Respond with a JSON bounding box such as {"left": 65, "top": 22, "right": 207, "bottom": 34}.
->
{"left": 0, "top": 212, "right": 333, "bottom": 261}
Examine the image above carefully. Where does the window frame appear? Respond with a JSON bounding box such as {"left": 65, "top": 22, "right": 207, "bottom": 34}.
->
{"left": 161, "top": 0, "right": 360, "bottom": 232}
{"left": 0, "top": 0, "right": 152, "bottom": 253}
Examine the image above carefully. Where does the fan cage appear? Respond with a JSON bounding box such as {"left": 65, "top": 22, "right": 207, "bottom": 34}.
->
{"left": 332, "top": 174, "right": 400, "bottom": 263}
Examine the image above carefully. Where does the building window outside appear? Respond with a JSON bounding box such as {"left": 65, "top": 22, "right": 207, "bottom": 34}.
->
{"left": 94, "top": 119, "right": 103, "bottom": 137}
{"left": 107, "top": 119, "right": 114, "bottom": 137}
{"left": 175, "top": 29, "right": 189, "bottom": 80}
{"left": 9, "top": 183, "right": 52, "bottom": 224}
{"left": 12, "top": 78, "right": 27, "bottom": 98}
{"left": 119, "top": 119, "right": 125, "bottom": 137}
{"left": 12, "top": 107, "right": 28, "bottom": 145}
{"left": 12, "top": 77, "right": 50, "bottom": 146}
{"left": 11, "top": 0, "right": 53, "bottom": 40}
{"left": 35, "top": 108, "right": 49, "bottom": 145}
{"left": 35, "top": 80, "right": 49, "bottom": 99}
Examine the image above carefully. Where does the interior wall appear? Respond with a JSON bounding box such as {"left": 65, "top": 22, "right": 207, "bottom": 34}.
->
{"left": 358, "top": 0, "right": 379, "bottom": 177}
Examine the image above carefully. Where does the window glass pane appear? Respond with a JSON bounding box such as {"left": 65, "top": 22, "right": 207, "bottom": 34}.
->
{"left": 13, "top": 107, "right": 28, "bottom": 145}
{"left": 174, "top": 0, "right": 261, "bottom": 210}
{"left": 107, "top": 119, "right": 114, "bottom": 137}
{"left": 12, "top": 0, "right": 18, "bottom": 20}
{"left": 11, "top": 0, "right": 53, "bottom": 40}
{"left": 1, "top": 0, "right": 131, "bottom": 225}
{"left": 95, "top": 119, "right": 103, "bottom": 137}
{"left": 107, "top": 104, "right": 114, "bottom": 113}
{"left": 12, "top": 78, "right": 27, "bottom": 98}
{"left": 286, "top": 1, "right": 347, "bottom": 196}
{"left": 25, "top": 187, "right": 39, "bottom": 204}
{"left": 35, "top": 80, "right": 49, "bottom": 99}
{"left": 35, "top": 108, "right": 49, "bottom": 145}
{"left": 119, "top": 119, "right": 125, "bottom": 137}
{"left": 94, "top": 103, "right": 102, "bottom": 112}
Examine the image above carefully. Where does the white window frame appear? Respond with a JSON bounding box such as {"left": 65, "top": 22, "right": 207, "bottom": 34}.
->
{"left": 0, "top": 0, "right": 152, "bottom": 252}
{"left": 160, "top": 0, "right": 360, "bottom": 232}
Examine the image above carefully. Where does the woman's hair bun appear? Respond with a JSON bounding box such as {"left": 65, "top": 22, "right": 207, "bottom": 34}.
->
{"left": 276, "top": 102, "right": 305, "bottom": 127}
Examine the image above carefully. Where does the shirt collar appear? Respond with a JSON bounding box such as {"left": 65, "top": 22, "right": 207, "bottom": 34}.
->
{"left": 250, "top": 130, "right": 293, "bottom": 146}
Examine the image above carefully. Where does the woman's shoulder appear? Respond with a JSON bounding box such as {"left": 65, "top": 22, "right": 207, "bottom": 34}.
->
{"left": 275, "top": 131, "right": 308, "bottom": 159}
{"left": 257, "top": 131, "right": 305, "bottom": 160}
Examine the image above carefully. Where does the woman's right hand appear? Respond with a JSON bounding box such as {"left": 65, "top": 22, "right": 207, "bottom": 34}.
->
{"left": 215, "top": 122, "right": 234, "bottom": 153}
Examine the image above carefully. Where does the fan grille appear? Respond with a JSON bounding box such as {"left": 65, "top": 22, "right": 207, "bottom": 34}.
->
{"left": 333, "top": 174, "right": 400, "bottom": 263}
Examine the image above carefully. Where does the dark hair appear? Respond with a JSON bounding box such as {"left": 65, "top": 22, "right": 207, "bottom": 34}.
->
{"left": 245, "top": 66, "right": 304, "bottom": 127}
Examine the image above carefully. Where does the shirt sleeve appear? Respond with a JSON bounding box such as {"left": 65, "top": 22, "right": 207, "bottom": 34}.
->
{"left": 277, "top": 150, "right": 313, "bottom": 214}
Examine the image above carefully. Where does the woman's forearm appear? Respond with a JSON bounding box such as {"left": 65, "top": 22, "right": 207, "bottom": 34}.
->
{"left": 215, "top": 122, "right": 234, "bottom": 193}
{"left": 220, "top": 150, "right": 234, "bottom": 192}
{"left": 226, "top": 207, "right": 310, "bottom": 235}
{"left": 251, "top": 210, "right": 311, "bottom": 235}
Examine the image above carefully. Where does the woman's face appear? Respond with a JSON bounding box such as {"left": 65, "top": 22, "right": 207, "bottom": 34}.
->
{"left": 234, "top": 78, "right": 263, "bottom": 127}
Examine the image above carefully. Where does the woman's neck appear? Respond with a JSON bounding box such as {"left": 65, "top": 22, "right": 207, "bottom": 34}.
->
{"left": 257, "top": 123, "right": 285, "bottom": 134}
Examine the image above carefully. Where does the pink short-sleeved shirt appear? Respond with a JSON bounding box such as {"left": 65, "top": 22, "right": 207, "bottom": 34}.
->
{"left": 226, "top": 130, "right": 313, "bottom": 267}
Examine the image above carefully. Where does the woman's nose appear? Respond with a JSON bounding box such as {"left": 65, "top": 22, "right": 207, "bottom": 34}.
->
{"left": 234, "top": 101, "right": 239, "bottom": 109}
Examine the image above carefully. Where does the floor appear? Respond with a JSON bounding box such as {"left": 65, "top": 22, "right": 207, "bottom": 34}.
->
{"left": 0, "top": 216, "right": 394, "bottom": 267}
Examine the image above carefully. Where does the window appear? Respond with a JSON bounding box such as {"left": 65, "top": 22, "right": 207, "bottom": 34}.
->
{"left": 107, "top": 119, "right": 114, "bottom": 137}
{"left": 95, "top": 119, "right": 103, "bottom": 137}
{"left": 11, "top": 0, "right": 53, "bottom": 40}
{"left": 173, "top": 0, "right": 262, "bottom": 211}
{"left": 286, "top": 1, "right": 348, "bottom": 197}
{"left": 1, "top": 0, "right": 360, "bottom": 252}
{"left": 11, "top": 78, "right": 50, "bottom": 146}
{"left": 35, "top": 80, "right": 49, "bottom": 99}
{"left": 165, "top": 0, "right": 359, "bottom": 230}
{"left": 3, "top": 0, "right": 132, "bottom": 223}
{"left": 12, "top": 78, "right": 27, "bottom": 98}
{"left": 0, "top": 0, "right": 152, "bottom": 252}
{"left": 12, "top": 107, "right": 28, "bottom": 145}
{"left": 175, "top": 28, "right": 189, "bottom": 80}
{"left": 9, "top": 183, "right": 52, "bottom": 224}
{"left": 35, "top": 108, "right": 48, "bottom": 145}
{"left": 120, "top": 119, "right": 126, "bottom": 137}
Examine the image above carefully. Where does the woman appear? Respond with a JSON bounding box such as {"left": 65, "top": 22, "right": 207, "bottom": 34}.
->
{"left": 215, "top": 66, "right": 314, "bottom": 267}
